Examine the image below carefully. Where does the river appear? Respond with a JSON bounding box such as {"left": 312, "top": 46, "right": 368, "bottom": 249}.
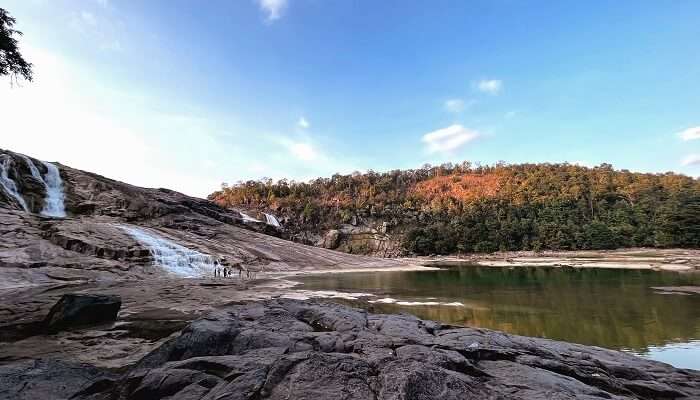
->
{"left": 295, "top": 265, "right": 700, "bottom": 370}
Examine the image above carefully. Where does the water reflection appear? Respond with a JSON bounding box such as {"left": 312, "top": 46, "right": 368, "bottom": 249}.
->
{"left": 296, "top": 266, "right": 700, "bottom": 369}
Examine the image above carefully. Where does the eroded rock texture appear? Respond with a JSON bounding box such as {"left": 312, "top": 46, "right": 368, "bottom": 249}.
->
{"left": 65, "top": 300, "right": 700, "bottom": 400}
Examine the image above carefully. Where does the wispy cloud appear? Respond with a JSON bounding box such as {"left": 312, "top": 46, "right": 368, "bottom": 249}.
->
{"left": 289, "top": 142, "right": 316, "bottom": 161}
{"left": 297, "top": 116, "right": 309, "bottom": 129}
{"left": 422, "top": 124, "right": 480, "bottom": 154}
{"left": 682, "top": 154, "right": 700, "bottom": 166}
{"left": 80, "top": 11, "right": 97, "bottom": 26}
{"left": 95, "top": 0, "right": 109, "bottom": 8}
{"left": 275, "top": 136, "right": 318, "bottom": 161}
{"left": 475, "top": 79, "right": 502, "bottom": 95}
{"left": 69, "top": 10, "right": 123, "bottom": 52}
{"left": 505, "top": 110, "right": 519, "bottom": 119}
{"left": 256, "top": 0, "right": 288, "bottom": 21}
{"left": 679, "top": 126, "right": 700, "bottom": 141}
{"left": 443, "top": 98, "right": 473, "bottom": 113}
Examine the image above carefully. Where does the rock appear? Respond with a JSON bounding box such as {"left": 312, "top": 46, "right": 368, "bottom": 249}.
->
{"left": 43, "top": 293, "right": 121, "bottom": 333}
{"left": 65, "top": 299, "right": 699, "bottom": 400}
{"left": 0, "top": 359, "right": 113, "bottom": 400}
{"left": 320, "top": 229, "right": 341, "bottom": 249}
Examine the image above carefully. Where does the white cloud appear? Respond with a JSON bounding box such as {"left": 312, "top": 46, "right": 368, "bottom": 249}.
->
{"left": 444, "top": 98, "right": 472, "bottom": 113}
{"left": 96, "top": 0, "right": 109, "bottom": 8}
{"left": 275, "top": 136, "right": 318, "bottom": 161}
{"left": 475, "top": 79, "right": 502, "bottom": 95}
{"left": 422, "top": 124, "right": 480, "bottom": 154}
{"left": 679, "top": 126, "right": 700, "bottom": 141}
{"left": 297, "top": 116, "right": 309, "bottom": 129}
{"left": 505, "top": 110, "right": 518, "bottom": 119}
{"left": 69, "top": 10, "right": 123, "bottom": 52}
{"left": 80, "top": 11, "right": 97, "bottom": 26}
{"left": 681, "top": 154, "right": 700, "bottom": 166}
{"left": 289, "top": 142, "right": 316, "bottom": 161}
{"left": 257, "top": 0, "right": 288, "bottom": 21}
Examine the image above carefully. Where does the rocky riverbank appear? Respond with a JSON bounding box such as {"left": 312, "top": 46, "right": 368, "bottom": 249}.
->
{"left": 2, "top": 299, "right": 699, "bottom": 400}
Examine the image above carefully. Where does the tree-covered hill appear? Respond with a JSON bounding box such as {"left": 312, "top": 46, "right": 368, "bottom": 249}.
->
{"left": 209, "top": 162, "right": 700, "bottom": 255}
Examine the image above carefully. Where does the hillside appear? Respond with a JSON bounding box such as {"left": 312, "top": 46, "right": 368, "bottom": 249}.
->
{"left": 0, "top": 148, "right": 399, "bottom": 289}
{"left": 209, "top": 162, "right": 700, "bottom": 256}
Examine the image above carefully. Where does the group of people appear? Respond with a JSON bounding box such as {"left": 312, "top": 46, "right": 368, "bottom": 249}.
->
{"left": 212, "top": 258, "right": 257, "bottom": 279}
{"left": 213, "top": 259, "right": 238, "bottom": 278}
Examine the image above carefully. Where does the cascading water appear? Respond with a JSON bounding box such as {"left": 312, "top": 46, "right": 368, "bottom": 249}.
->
{"left": 40, "top": 161, "right": 66, "bottom": 217}
{"left": 20, "top": 155, "right": 43, "bottom": 182}
{"left": 264, "top": 212, "right": 281, "bottom": 227}
{"left": 0, "top": 155, "right": 29, "bottom": 212}
{"left": 119, "top": 225, "right": 216, "bottom": 278}
{"left": 19, "top": 155, "right": 66, "bottom": 217}
{"left": 239, "top": 211, "right": 260, "bottom": 223}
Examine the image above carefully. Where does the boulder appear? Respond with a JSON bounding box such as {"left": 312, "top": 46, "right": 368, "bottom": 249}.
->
{"left": 320, "top": 229, "right": 341, "bottom": 249}
{"left": 43, "top": 294, "right": 121, "bottom": 333}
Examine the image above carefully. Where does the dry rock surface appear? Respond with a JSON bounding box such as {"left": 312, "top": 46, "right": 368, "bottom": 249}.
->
{"left": 5, "top": 299, "right": 695, "bottom": 400}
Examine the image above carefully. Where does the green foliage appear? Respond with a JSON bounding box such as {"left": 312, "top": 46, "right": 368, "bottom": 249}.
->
{"left": 0, "top": 8, "right": 32, "bottom": 83}
{"left": 210, "top": 162, "right": 700, "bottom": 255}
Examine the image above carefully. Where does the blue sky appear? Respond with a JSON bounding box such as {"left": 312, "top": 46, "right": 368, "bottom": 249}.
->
{"left": 1, "top": 0, "right": 699, "bottom": 197}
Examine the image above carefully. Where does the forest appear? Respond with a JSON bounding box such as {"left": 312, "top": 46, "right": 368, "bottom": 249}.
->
{"left": 209, "top": 162, "right": 700, "bottom": 255}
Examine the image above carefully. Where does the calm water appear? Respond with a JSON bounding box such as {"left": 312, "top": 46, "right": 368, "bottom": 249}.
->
{"left": 295, "top": 266, "right": 700, "bottom": 370}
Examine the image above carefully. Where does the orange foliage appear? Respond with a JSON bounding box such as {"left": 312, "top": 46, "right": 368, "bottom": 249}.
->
{"left": 411, "top": 173, "right": 501, "bottom": 203}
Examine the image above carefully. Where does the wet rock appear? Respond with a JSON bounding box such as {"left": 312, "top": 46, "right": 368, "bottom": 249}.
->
{"left": 43, "top": 293, "right": 121, "bottom": 333}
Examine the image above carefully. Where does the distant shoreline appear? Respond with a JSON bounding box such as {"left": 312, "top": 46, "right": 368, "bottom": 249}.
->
{"left": 404, "top": 247, "right": 700, "bottom": 272}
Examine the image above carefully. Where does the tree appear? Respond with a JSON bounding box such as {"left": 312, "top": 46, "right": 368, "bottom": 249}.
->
{"left": 1, "top": 8, "right": 33, "bottom": 83}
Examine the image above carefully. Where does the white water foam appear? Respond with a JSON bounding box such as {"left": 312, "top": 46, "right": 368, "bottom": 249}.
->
{"left": 0, "top": 155, "right": 29, "bottom": 212}
{"left": 19, "top": 155, "right": 66, "bottom": 217}
{"left": 119, "top": 225, "right": 216, "bottom": 277}
{"left": 264, "top": 212, "right": 281, "bottom": 227}
{"left": 239, "top": 211, "right": 261, "bottom": 223}
{"left": 40, "top": 161, "right": 66, "bottom": 217}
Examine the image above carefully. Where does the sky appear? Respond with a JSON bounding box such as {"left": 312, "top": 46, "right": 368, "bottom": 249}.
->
{"left": 1, "top": 0, "right": 699, "bottom": 198}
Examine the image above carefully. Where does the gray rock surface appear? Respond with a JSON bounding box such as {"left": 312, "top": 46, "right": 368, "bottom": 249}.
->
{"left": 45, "top": 299, "right": 697, "bottom": 400}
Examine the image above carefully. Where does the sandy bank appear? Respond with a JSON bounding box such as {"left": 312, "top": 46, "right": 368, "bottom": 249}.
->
{"left": 407, "top": 248, "right": 700, "bottom": 272}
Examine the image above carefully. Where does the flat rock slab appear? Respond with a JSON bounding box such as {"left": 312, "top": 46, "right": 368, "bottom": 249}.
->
{"left": 44, "top": 293, "right": 121, "bottom": 333}
{"left": 43, "top": 299, "right": 698, "bottom": 400}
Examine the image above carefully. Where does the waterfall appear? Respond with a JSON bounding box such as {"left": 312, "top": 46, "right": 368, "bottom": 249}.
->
{"left": 20, "top": 155, "right": 43, "bottom": 182}
{"left": 40, "top": 161, "right": 66, "bottom": 217}
{"left": 119, "top": 225, "right": 216, "bottom": 278}
{"left": 239, "top": 211, "right": 260, "bottom": 223}
{"left": 19, "top": 156, "right": 66, "bottom": 217}
{"left": 264, "top": 212, "right": 281, "bottom": 227}
{"left": 0, "top": 155, "right": 29, "bottom": 212}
